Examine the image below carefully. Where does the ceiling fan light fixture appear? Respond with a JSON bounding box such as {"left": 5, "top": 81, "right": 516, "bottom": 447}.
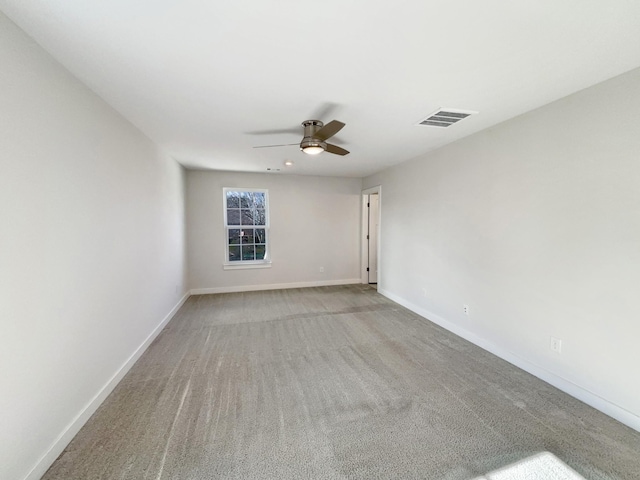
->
{"left": 302, "top": 145, "right": 324, "bottom": 155}
{"left": 300, "top": 137, "right": 326, "bottom": 155}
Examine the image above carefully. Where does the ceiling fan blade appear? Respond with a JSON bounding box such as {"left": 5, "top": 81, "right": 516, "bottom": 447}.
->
{"left": 314, "top": 120, "right": 345, "bottom": 141}
{"left": 325, "top": 143, "right": 349, "bottom": 156}
{"left": 253, "top": 143, "right": 299, "bottom": 149}
{"left": 245, "top": 128, "right": 300, "bottom": 136}
{"left": 310, "top": 102, "right": 339, "bottom": 122}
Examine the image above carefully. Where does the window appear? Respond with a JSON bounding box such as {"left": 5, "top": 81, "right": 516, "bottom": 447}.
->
{"left": 223, "top": 188, "right": 269, "bottom": 266}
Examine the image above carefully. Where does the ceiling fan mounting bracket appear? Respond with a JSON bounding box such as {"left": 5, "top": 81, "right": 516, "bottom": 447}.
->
{"left": 302, "top": 120, "right": 324, "bottom": 137}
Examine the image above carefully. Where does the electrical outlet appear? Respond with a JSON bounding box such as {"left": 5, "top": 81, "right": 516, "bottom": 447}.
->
{"left": 463, "top": 304, "right": 469, "bottom": 315}
{"left": 319, "top": 267, "right": 324, "bottom": 273}
{"left": 550, "top": 337, "right": 562, "bottom": 354}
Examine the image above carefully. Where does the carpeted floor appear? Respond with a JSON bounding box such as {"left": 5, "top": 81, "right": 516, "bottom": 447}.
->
{"left": 43, "top": 285, "right": 640, "bottom": 479}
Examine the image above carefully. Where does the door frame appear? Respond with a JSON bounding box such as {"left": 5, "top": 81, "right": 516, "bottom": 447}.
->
{"left": 361, "top": 185, "right": 381, "bottom": 287}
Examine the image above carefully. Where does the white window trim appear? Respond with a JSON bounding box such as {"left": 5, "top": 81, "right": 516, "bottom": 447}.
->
{"left": 222, "top": 187, "right": 271, "bottom": 269}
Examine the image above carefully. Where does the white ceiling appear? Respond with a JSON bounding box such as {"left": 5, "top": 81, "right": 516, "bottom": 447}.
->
{"left": 2, "top": 1, "right": 640, "bottom": 178}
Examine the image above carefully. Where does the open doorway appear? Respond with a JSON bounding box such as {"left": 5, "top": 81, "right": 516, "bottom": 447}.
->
{"left": 361, "top": 186, "right": 381, "bottom": 287}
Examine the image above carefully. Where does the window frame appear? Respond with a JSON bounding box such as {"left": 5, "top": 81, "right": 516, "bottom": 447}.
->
{"left": 222, "top": 187, "right": 271, "bottom": 269}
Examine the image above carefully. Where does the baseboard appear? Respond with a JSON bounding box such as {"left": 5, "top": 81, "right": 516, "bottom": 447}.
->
{"left": 378, "top": 288, "right": 640, "bottom": 433}
{"left": 24, "top": 291, "right": 191, "bottom": 480}
{"left": 190, "top": 278, "right": 362, "bottom": 295}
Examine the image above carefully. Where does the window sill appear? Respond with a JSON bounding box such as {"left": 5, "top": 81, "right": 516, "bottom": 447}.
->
{"left": 223, "top": 261, "right": 272, "bottom": 270}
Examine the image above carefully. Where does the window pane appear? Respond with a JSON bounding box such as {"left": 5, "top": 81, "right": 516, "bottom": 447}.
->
{"left": 240, "top": 191, "right": 253, "bottom": 208}
{"left": 254, "top": 192, "right": 265, "bottom": 208}
{"left": 242, "top": 245, "right": 255, "bottom": 261}
{"left": 228, "top": 228, "right": 241, "bottom": 245}
{"left": 255, "top": 228, "right": 266, "bottom": 244}
{"left": 227, "top": 209, "right": 240, "bottom": 225}
{"left": 228, "top": 245, "right": 241, "bottom": 261}
{"left": 255, "top": 209, "right": 266, "bottom": 226}
{"left": 255, "top": 244, "right": 266, "bottom": 260}
{"left": 241, "top": 209, "right": 254, "bottom": 225}
{"left": 226, "top": 191, "right": 240, "bottom": 208}
{"left": 241, "top": 229, "right": 254, "bottom": 244}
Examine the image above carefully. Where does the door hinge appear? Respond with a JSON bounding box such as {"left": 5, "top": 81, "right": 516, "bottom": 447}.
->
{"left": 367, "top": 202, "right": 370, "bottom": 207}
{"left": 366, "top": 235, "right": 369, "bottom": 239}
{"left": 366, "top": 267, "right": 370, "bottom": 272}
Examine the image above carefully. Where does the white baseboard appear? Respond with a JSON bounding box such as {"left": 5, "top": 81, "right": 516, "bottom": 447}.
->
{"left": 24, "top": 291, "right": 191, "bottom": 480}
{"left": 378, "top": 288, "right": 640, "bottom": 433}
{"left": 190, "top": 278, "right": 362, "bottom": 295}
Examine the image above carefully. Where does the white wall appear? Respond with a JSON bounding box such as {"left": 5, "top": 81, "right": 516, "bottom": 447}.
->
{"left": 0, "top": 12, "right": 187, "bottom": 480}
{"left": 187, "top": 170, "right": 361, "bottom": 292}
{"left": 364, "top": 67, "right": 640, "bottom": 430}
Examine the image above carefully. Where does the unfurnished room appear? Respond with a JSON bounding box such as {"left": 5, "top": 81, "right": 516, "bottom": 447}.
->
{"left": 1, "top": 1, "right": 640, "bottom": 479}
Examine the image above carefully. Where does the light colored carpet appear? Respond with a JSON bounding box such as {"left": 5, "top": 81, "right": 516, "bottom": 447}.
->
{"left": 44, "top": 285, "right": 640, "bottom": 479}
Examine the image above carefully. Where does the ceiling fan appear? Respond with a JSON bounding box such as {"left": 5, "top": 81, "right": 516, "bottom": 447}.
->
{"left": 253, "top": 119, "right": 349, "bottom": 156}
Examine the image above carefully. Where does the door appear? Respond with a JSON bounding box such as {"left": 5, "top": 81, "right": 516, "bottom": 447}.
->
{"left": 368, "top": 193, "right": 379, "bottom": 284}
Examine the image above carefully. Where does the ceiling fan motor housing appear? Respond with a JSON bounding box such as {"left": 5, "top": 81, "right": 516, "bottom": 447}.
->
{"left": 300, "top": 120, "right": 327, "bottom": 153}
{"left": 302, "top": 119, "right": 323, "bottom": 135}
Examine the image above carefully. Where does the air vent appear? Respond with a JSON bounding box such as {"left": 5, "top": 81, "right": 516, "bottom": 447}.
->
{"left": 416, "top": 108, "right": 477, "bottom": 128}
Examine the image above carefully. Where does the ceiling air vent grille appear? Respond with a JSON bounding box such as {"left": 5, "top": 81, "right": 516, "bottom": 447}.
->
{"left": 417, "top": 108, "right": 477, "bottom": 128}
